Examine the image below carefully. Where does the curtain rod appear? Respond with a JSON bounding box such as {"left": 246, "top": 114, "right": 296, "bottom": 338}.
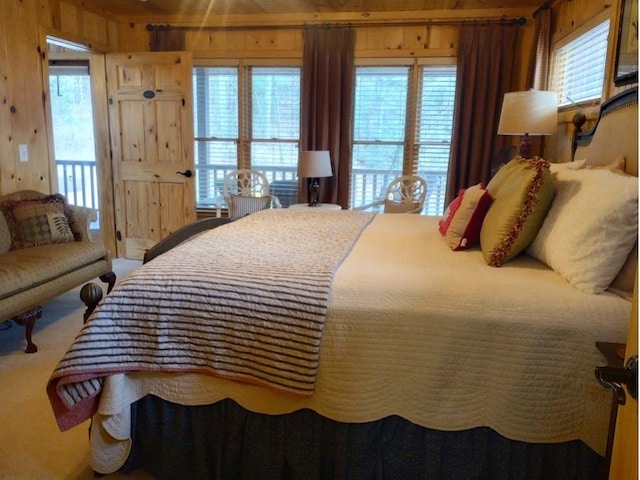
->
{"left": 146, "top": 17, "right": 526, "bottom": 32}
{"left": 532, "top": 1, "right": 552, "bottom": 18}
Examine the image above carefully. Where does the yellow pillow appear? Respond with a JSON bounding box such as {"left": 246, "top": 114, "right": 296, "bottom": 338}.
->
{"left": 480, "top": 157, "right": 555, "bottom": 266}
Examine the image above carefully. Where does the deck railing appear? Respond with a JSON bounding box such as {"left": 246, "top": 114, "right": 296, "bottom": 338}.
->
{"left": 55, "top": 161, "right": 446, "bottom": 219}
{"left": 196, "top": 164, "right": 446, "bottom": 215}
{"left": 56, "top": 160, "right": 99, "bottom": 210}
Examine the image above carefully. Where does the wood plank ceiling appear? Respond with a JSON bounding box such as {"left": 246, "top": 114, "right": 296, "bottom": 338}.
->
{"left": 78, "top": 0, "right": 543, "bottom": 19}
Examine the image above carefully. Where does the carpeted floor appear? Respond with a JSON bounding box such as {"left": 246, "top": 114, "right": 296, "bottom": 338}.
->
{"left": 0, "top": 259, "right": 156, "bottom": 480}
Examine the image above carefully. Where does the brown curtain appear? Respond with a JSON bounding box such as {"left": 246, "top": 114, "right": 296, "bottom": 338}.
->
{"left": 526, "top": 6, "right": 553, "bottom": 157}
{"left": 527, "top": 7, "right": 552, "bottom": 90}
{"left": 300, "top": 27, "right": 356, "bottom": 208}
{"left": 445, "top": 23, "right": 522, "bottom": 205}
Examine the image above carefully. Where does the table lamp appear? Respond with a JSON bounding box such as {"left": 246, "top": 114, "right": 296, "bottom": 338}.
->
{"left": 498, "top": 90, "right": 558, "bottom": 159}
{"left": 298, "top": 151, "right": 333, "bottom": 206}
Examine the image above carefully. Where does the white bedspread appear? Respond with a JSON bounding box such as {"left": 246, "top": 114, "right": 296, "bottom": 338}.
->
{"left": 88, "top": 212, "right": 630, "bottom": 473}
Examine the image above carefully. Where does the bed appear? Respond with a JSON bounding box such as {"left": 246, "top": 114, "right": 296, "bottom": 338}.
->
{"left": 47, "top": 87, "right": 638, "bottom": 480}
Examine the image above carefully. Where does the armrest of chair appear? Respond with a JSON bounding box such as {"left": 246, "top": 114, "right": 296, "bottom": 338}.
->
{"left": 66, "top": 205, "right": 98, "bottom": 241}
{"left": 354, "top": 199, "right": 384, "bottom": 212}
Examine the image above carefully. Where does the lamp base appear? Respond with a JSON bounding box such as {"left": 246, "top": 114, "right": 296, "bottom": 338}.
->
{"left": 518, "top": 133, "right": 533, "bottom": 159}
{"left": 308, "top": 178, "right": 320, "bottom": 207}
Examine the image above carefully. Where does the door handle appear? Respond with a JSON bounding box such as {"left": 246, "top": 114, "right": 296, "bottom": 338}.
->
{"left": 176, "top": 169, "right": 193, "bottom": 178}
{"left": 595, "top": 355, "right": 638, "bottom": 405}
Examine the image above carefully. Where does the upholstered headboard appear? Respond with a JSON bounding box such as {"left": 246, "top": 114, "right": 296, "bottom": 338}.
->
{"left": 573, "top": 87, "right": 638, "bottom": 297}
{"left": 574, "top": 87, "right": 638, "bottom": 176}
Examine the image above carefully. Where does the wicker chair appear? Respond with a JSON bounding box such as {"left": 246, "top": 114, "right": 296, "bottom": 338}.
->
{"left": 358, "top": 175, "right": 427, "bottom": 214}
{"left": 215, "top": 169, "right": 282, "bottom": 219}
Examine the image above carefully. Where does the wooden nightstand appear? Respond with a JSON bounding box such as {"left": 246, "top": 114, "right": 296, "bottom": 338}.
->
{"left": 289, "top": 203, "right": 342, "bottom": 210}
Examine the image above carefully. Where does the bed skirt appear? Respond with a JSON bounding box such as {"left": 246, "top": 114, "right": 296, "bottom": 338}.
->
{"left": 118, "top": 395, "right": 606, "bottom": 480}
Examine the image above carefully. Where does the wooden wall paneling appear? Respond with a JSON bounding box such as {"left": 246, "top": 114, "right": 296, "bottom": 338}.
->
{"left": 107, "top": 19, "right": 120, "bottom": 51}
{"left": 190, "top": 29, "right": 303, "bottom": 59}
{"left": 59, "top": 1, "right": 79, "bottom": 38}
{"left": 117, "top": 23, "right": 152, "bottom": 52}
{"left": 360, "top": 25, "right": 406, "bottom": 50}
{"left": 0, "top": 12, "right": 10, "bottom": 195}
{"left": 270, "top": 29, "right": 302, "bottom": 51}
{"left": 187, "top": 31, "right": 217, "bottom": 51}
{"left": 38, "top": 0, "right": 56, "bottom": 30}
{"left": 1, "top": 0, "right": 50, "bottom": 194}
{"left": 553, "top": 0, "right": 611, "bottom": 40}
{"left": 58, "top": 1, "right": 114, "bottom": 51}
{"left": 188, "top": 30, "right": 234, "bottom": 53}
{"left": 80, "top": 9, "right": 108, "bottom": 47}
{"left": 426, "top": 25, "right": 458, "bottom": 52}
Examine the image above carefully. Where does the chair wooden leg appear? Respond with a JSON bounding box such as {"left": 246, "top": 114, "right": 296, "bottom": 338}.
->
{"left": 12, "top": 306, "right": 42, "bottom": 354}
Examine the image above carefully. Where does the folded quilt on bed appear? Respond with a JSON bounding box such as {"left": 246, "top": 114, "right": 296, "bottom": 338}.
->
{"left": 47, "top": 209, "right": 375, "bottom": 431}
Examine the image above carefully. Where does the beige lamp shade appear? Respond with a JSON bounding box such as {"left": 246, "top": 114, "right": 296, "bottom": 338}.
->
{"left": 298, "top": 151, "right": 333, "bottom": 178}
{"left": 498, "top": 90, "right": 558, "bottom": 136}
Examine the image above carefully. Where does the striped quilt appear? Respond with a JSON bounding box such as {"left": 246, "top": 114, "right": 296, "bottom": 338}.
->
{"left": 48, "top": 209, "right": 375, "bottom": 431}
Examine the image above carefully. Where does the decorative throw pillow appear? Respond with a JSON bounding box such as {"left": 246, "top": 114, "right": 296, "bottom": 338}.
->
{"left": 480, "top": 157, "right": 555, "bottom": 266}
{"left": 526, "top": 168, "right": 638, "bottom": 294}
{"left": 439, "top": 184, "right": 492, "bottom": 251}
{"left": 227, "top": 194, "right": 271, "bottom": 220}
{"left": 1, "top": 194, "right": 74, "bottom": 250}
{"left": 0, "top": 209, "right": 11, "bottom": 253}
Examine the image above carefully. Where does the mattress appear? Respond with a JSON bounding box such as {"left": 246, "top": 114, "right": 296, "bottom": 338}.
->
{"left": 76, "top": 211, "right": 632, "bottom": 473}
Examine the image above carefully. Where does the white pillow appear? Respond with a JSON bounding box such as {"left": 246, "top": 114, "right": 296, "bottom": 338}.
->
{"left": 548, "top": 159, "right": 586, "bottom": 173}
{"left": 527, "top": 168, "right": 638, "bottom": 294}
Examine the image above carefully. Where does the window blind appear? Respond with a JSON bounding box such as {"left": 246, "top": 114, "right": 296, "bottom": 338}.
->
{"left": 416, "top": 65, "right": 457, "bottom": 215}
{"left": 193, "top": 67, "right": 239, "bottom": 207}
{"left": 551, "top": 20, "right": 610, "bottom": 106}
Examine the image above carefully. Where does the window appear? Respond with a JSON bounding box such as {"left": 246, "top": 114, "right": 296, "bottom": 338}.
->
{"left": 551, "top": 19, "right": 610, "bottom": 107}
{"left": 350, "top": 63, "right": 457, "bottom": 215}
{"left": 193, "top": 65, "right": 301, "bottom": 209}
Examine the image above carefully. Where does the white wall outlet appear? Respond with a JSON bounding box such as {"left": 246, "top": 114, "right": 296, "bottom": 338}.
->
{"left": 18, "top": 144, "right": 28, "bottom": 162}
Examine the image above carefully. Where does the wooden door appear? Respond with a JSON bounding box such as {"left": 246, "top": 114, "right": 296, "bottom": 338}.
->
{"left": 107, "top": 52, "right": 195, "bottom": 259}
{"left": 609, "top": 282, "right": 638, "bottom": 480}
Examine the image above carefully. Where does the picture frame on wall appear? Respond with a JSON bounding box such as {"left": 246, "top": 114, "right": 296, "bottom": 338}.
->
{"left": 614, "top": 0, "right": 639, "bottom": 86}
